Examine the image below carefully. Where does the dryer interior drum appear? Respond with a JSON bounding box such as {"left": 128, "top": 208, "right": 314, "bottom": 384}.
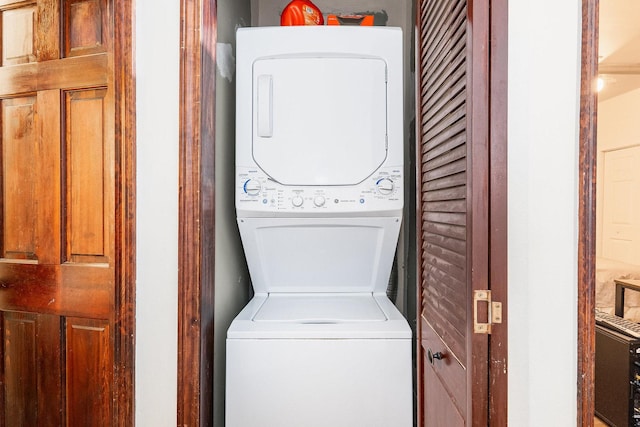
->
{"left": 252, "top": 56, "right": 388, "bottom": 186}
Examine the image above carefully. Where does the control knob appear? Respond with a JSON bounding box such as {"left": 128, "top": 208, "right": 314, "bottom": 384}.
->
{"left": 313, "top": 196, "right": 326, "bottom": 207}
{"left": 243, "top": 179, "right": 262, "bottom": 196}
{"left": 376, "top": 178, "right": 395, "bottom": 195}
{"left": 292, "top": 196, "right": 304, "bottom": 207}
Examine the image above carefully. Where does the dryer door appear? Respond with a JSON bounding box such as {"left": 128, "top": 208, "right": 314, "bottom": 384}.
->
{"left": 252, "top": 56, "right": 388, "bottom": 186}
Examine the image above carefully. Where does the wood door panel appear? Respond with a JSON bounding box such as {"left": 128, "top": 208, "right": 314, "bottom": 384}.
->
{"left": 424, "top": 364, "right": 464, "bottom": 427}
{"left": 1, "top": 5, "right": 36, "bottom": 66}
{"left": 1, "top": 91, "right": 63, "bottom": 264}
{"left": 65, "top": 88, "right": 110, "bottom": 263}
{"left": 66, "top": 317, "right": 112, "bottom": 427}
{"left": 1, "top": 311, "right": 63, "bottom": 427}
{"left": 423, "top": 356, "right": 464, "bottom": 427}
{"left": 3, "top": 312, "right": 38, "bottom": 426}
{"left": 64, "top": 0, "right": 107, "bottom": 57}
{"left": 421, "top": 319, "right": 466, "bottom": 416}
{"left": 1, "top": 96, "right": 38, "bottom": 260}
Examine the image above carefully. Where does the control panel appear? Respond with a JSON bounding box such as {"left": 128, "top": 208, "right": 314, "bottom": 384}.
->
{"left": 236, "top": 166, "right": 403, "bottom": 215}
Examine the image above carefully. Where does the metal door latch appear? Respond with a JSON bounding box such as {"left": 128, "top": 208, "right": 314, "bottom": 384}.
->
{"left": 473, "top": 290, "right": 502, "bottom": 334}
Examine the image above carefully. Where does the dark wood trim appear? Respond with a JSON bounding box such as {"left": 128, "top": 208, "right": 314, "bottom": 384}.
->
{"left": 577, "top": 0, "right": 599, "bottom": 426}
{"left": 199, "top": 0, "right": 217, "bottom": 424}
{"left": 112, "top": 0, "right": 136, "bottom": 424}
{"left": 468, "top": 0, "right": 490, "bottom": 425}
{"left": 488, "top": 0, "right": 508, "bottom": 424}
{"left": 178, "top": 0, "right": 203, "bottom": 424}
{"left": 178, "top": 0, "right": 217, "bottom": 426}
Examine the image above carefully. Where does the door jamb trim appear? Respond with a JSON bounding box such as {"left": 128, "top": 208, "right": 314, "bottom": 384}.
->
{"left": 577, "top": 0, "right": 598, "bottom": 425}
{"left": 177, "top": 0, "right": 217, "bottom": 426}
{"left": 113, "top": 0, "right": 136, "bottom": 423}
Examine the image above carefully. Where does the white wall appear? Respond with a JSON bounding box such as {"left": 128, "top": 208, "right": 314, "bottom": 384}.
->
{"left": 597, "top": 88, "right": 640, "bottom": 152}
{"left": 135, "top": 0, "right": 180, "bottom": 425}
{"left": 508, "top": 1, "right": 581, "bottom": 425}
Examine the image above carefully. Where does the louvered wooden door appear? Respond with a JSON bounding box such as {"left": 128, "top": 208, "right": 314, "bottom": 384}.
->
{"left": 0, "top": 0, "right": 117, "bottom": 424}
{"left": 416, "top": 0, "right": 507, "bottom": 425}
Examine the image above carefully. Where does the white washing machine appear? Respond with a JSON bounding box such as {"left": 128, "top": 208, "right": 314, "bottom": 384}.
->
{"left": 226, "top": 26, "right": 412, "bottom": 427}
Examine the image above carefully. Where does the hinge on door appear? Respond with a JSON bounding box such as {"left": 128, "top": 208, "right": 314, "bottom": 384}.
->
{"left": 473, "top": 290, "right": 503, "bottom": 334}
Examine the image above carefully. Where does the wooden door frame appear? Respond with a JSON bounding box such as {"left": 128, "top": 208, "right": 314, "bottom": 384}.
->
{"left": 177, "top": 0, "right": 217, "bottom": 426}
{"left": 113, "top": 0, "right": 136, "bottom": 424}
{"left": 577, "top": 0, "right": 598, "bottom": 425}
{"left": 488, "top": 0, "right": 509, "bottom": 424}
{"left": 467, "top": 0, "right": 509, "bottom": 423}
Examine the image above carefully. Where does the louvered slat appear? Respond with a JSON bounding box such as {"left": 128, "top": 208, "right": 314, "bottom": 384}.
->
{"left": 418, "top": 0, "right": 469, "bottom": 364}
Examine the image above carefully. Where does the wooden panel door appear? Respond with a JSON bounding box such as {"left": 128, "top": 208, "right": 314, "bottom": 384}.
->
{"left": 416, "top": 0, "right": 507, "bottom": 425}
{"left": 0, "top": 0, "right": 120, "bottom": 424}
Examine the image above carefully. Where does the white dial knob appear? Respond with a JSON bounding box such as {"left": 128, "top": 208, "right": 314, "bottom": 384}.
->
{"left": 244, "top": 179, "right": 261, "bottom": 196}
{"left": 292, "top": 196, "right": 304, "bottom": 207}
{"left": 376, "top": 178, "right": 395, "bottom": 195}
{"left": 313, "top": 196, "right": 326, "bottom": 207}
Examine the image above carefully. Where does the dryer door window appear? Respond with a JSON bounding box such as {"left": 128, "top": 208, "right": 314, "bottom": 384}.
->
{"left": 252, "top": 57, "right": 388, "bottom": 186}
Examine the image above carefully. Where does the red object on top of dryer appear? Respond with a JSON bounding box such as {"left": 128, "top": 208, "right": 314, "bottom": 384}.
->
{"left": 280, "top": 0, "right": 324, "bottom": 26}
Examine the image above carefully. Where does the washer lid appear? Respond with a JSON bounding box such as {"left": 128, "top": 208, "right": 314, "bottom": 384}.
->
{"left": 252, "top": 294, "right": 387, "bottom": 323}
{"left": 237, "top": 217, "right": 401, "bottom": 294}
{"left": 252, "top": 56, "right": 388, "bottom": 186}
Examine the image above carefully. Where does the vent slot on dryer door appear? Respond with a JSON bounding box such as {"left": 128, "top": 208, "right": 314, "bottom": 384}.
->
{"left": 252, "top": 56, "right": 388, "bottom": 186}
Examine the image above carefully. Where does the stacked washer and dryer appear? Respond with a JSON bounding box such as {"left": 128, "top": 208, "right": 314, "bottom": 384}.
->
{"left": 226, "top": 26, "right": 412, "bottom": 427}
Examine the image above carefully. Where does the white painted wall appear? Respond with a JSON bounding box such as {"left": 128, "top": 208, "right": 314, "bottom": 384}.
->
{"left": 135, "top": 0, "right": 180, "bottom": 425}
{"left": 598, "top": 88, "right": 640, "bottom": 152}
{"left": 508, "top": 0, "right": 580, "bottom": 425}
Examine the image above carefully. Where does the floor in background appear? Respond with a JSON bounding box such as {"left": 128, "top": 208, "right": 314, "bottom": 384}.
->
{"left": 594, "top": 416, "right": 608, "bottom": 426}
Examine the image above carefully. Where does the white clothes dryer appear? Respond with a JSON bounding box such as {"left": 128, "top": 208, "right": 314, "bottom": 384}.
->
{"left": 227, "top": 26, "right": 412, "bottom": 427}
